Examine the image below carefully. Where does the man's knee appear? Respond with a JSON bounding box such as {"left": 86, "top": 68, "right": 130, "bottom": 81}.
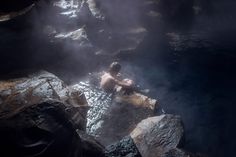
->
{"left": 123, "top": 79, "right": 134, "bottom": 86}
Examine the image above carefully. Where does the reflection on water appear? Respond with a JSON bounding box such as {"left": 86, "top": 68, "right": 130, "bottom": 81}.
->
{"left": 72, "top": 81, "right": 113, "bottom": 137}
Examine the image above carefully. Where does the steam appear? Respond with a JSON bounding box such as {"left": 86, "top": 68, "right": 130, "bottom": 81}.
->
{"left": 0, "top": 0, "right": 236, "bottom": 156}
{"left": 19, "top": 0, "right": 149, "bottom": 83}
{"left": 26, "top": 2, "right": 236, "bottom": 156}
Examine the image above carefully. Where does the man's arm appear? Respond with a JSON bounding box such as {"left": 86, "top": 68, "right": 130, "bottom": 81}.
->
{"left": 113, "top": 78, "right": 133, "bottom": 88}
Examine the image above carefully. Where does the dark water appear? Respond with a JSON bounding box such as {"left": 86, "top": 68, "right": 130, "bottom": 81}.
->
{"left": 119, "top": 46, "right": 236, "bottom": 157}
{"left": 69, "top": 45, "right": 235, "bottom": 157}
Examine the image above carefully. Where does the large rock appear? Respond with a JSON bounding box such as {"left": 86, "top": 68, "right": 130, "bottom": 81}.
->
{"left": 0, "top": 100, "right": 105, "bottom": 157}
{"left": 0, "top": 71, "right": 89, "bottom": 130}
{"left": 130, "top": 114, "right": 184, "bottom": 157}
{"left": 104, "top": 123, "right": 206, "bottom": 157}
{"left": 0, "top": 71, "right": 105, "bottom": 157}
{"left": 105, "top": 136, "right": 141, "bottom": 157}
{"left": 77, "top": 130, "right": 105, "bottom": 157}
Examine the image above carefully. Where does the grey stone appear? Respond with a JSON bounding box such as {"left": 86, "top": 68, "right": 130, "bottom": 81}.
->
{"left": 0, "top": 71, "right": 89, "bottom": 130}
{"left": 105, "top": 136, "right": 141, "bottom": 157}
{"left": 0, "top": 100, "right": 105, "bottom": 157}
{"left": 0, "top": 71, "right": 105, "bottom": 157}
{"left": 130, "top": 114, "right": 184, "bottom": 157}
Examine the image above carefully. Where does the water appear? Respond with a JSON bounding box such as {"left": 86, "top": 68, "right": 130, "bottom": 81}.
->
{"left": 126, "top": 46, "right": 236, "bottom": 157}
{"left": 71, "top": 81, "right": 113, "bottom": 137}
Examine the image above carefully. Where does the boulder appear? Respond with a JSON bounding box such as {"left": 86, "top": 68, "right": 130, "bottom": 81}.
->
{"left": 105, "top": 136, "right": 141, "bottom": 157}
{"left": 77, "top": 130, "right": 105, "bottom": 157}
{"left": 105, "top": 122, "right": 206, "bottom": 157}
{"left": 0, "top": 71, "right": 89, "bottom": 130}
{"left": 130, "top": 114, "right": 184, "bottom": 157}
{"left": 0, "top": 100, "right": 105, "bottom": 157}
{"left": 0, "top": 71, "right": 105, "bottom": 156}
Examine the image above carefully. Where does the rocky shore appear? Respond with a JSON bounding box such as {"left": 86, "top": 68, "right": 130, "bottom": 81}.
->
{"left": 0, "top": 71, "right": 206, "bottom": 157}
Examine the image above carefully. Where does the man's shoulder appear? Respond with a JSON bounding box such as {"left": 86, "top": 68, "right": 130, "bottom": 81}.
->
{"left": 102, "top": 72, "right": 114, "bottom": 80}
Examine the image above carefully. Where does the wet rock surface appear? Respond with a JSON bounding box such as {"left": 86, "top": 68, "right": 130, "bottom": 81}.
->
{"left": 105, "top": 140, "right": 205, "bottom": 157}
{"left": 0, "top": 71, "right": 208, "bottom": 157}
{"left": 105, "top": 136, "right": 141, "bottom": 157}
{"left": 72, "top": 81, "right": 157, "bottom": 146}
{"left": 71, "top": 82, "right": 112, "bottom": 138}
{"left": 130, "top": 115, "right": 184, "bottom": 157}
{"left": 0, "top": 71, "right": 88, "bottom": 130}
{"left": 77, "top": 130, "right": 105, "bottom": 157}
{"left": 104, "top": 115, "right": 206, "bottom": 157}
{"left": 0, "top": 71, "right": 105, "bottom": 157}
{"left": 0, "top": 101, "right": 80, "bottom": 157}
{"left": 0, "top": 100, "right": 105, "bottom": 157}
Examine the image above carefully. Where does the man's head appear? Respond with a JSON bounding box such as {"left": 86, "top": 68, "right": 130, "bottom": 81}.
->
{"left": 109, "top": 62, "right": 121, "bottom": 75}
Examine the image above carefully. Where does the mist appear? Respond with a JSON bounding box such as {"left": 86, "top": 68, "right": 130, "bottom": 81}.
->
{"left": 0, "top": 0, "right": 236, "bottom": 156}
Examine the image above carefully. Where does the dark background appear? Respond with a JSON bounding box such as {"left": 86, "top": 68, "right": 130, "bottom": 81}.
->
{"left": 0, "top": 0, "right": 236, "bottom": 156}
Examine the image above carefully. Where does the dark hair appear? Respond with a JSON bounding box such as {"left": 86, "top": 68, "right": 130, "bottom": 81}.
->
{"left": 109, "top": 62, "right": 121, "bottom": 73}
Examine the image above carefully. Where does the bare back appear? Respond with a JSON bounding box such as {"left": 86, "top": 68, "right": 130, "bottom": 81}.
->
{"left": 100, "top": 72, "right": 116, "bottom": 92}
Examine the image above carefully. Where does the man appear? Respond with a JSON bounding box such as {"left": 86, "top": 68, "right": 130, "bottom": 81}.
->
{"left": 100, "top": 62, "right": 134, "bottom": 93}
